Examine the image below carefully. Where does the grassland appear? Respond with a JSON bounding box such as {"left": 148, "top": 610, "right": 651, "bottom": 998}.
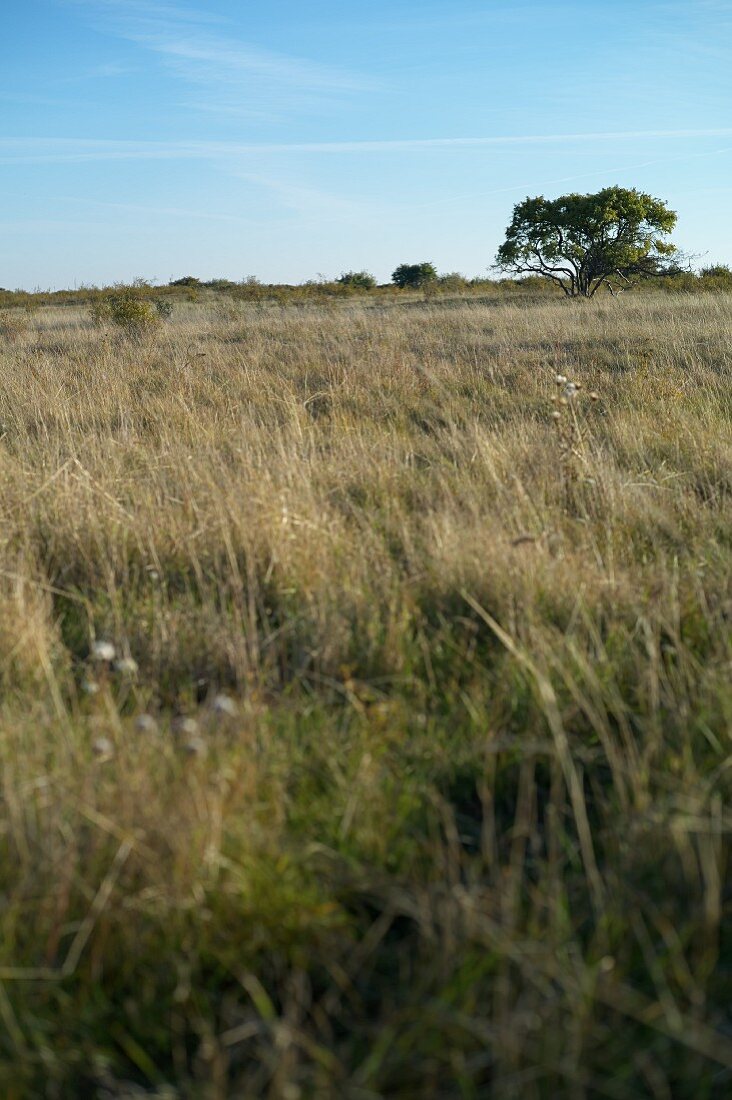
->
{"left": 0, "top": 290, "right": 730, "bottom": 1097}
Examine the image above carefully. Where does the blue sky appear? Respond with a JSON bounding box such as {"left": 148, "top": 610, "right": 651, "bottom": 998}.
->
{"left": 2, "top": 0, "right": 732, "bottom": 288}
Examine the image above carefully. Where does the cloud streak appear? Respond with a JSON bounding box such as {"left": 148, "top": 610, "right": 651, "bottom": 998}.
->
{"left": 70, "top": 0, "right": 377, "bottom": 118}
{"left": 3, "top": 128, "right": 732, "bottom": 164}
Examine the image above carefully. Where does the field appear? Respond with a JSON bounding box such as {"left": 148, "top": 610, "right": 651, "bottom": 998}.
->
{"left": 0, "top": 290, "right": 730, "bottom": 1097}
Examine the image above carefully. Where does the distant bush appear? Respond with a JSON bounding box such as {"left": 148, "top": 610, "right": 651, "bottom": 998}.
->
{"left": 392, "top": 262, "right": 438, "bottom": 289}
{"left": 337, "top": 271, "right": 377, "bottom": 290}
{"left": 204, "top": 279, "right": 238, "bottom": 292}
{"left": 437, "top": 272, "right": 469, "bottom": 292}
{"left": 169, "top": 276, "right": 201, "bottom": 288}
{"left": 700, "top": 264, "right": 732, "bottom": 279}
{"left": 153, "top": 297, "right": 174, "bottom": 320}
{"left": 697, "top": 265, "right": 732, "bottom": 290}
{"left": 90, "top": 286, "right": 161, "bottom": 335}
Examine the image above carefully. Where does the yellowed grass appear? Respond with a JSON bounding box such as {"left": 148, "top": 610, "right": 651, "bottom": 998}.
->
{"left": 0, "top": 291, "right": 730, "bottom": 1096}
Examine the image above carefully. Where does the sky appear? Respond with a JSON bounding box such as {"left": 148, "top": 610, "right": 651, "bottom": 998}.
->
{"left": 2, "top": 0, "right": 732, "bottom": 289}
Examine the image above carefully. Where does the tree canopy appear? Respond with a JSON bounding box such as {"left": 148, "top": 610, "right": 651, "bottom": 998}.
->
{"left": 391, "top": 262, "right": 438, "bottom": 289}
{"left": 495, "top": 186, "right": 678, "bottom": 297}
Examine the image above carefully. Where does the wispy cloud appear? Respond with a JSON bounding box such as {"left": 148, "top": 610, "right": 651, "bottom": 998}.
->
{"left": 73, "top": 187, "right": 365, "bottom": 225}
{"left": 231, "top": 173, "right": 369, "bottom": 219}
{"left": 78, "top": 199, "right": 261, "bottom": 224}
{"left": 4, "top": 128, "right": 732, "bottom": 165}
{"left": 69, "top": 0, "right": 377, "bottom": 118}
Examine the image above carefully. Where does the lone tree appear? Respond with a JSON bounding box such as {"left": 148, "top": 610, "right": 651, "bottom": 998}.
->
{"left": 495, "top": 186, "right": 678, "bottom": 298}
{"left": 392, "top": 262, "right": 438, "bottom": 289}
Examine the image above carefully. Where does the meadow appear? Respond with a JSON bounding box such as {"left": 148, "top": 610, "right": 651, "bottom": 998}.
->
{"left": 0, "top": 289, "right": 730, "bottom": 1097}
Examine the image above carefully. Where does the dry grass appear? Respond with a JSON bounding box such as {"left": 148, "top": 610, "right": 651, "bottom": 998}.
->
{"left": 0, "top": 292, "right": 730, "bottom": 1097}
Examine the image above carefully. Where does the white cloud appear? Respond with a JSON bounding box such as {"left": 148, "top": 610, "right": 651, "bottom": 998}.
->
{"left": 3, "top": 128, "right": 732, "bottom": 165}
{"left": 68, "top": 0, "right": 377, "bottom": 118}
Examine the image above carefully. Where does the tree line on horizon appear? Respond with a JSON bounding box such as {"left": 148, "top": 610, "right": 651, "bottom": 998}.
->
{"left": 3, "top": 186, "right": 732, "bottom": 306}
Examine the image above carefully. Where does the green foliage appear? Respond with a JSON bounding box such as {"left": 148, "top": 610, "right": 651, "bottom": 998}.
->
{"left": 438, "top": 271, "right": 469, "bottom": 292}
{"left": 699, "top": 264, "right": 732, "bottom": 290}
{"left": 700, "top": 264, "right": 732, "bottom": 278}
{"left": 337, "top": 270, "right": 377, "bottom": 289}
{"left": 203, "top": 278, "right": 238, "bottom": 292}
{"left": 168, "top": 275, "right": 201, "bottom": 287}
{"left": 496, "top": 186, "right": 678, "bottom": 297}
{"left": 89, "top": 286, "right": 161, "bottom": 334}
{"left": 392, "top": 261, "right": 438, "bottom": 289}
{"left": 153, "top": 297, "right": 174, "bottom": 320}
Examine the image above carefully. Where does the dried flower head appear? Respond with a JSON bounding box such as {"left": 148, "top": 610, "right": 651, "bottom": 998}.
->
{"left": 115, "top": 656, "right": 139, "bottom": 676}
{"left": 212, "top": 693, "right": 238, "bottom": 718}
{"left": 91, "top": 640, "right": 116, "bottom": 662}
{"left": 174, "top": 716, "right": 199, "bottom": 738}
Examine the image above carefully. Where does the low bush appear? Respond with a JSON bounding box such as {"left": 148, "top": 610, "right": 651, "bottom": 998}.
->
{"left": 153, "top": 297, "right": 174, "bottom": 320}
{"left": 337, "top": 270, "right": 377, "bottom": 289}
{"left": 89, "top": 286, "right": 161, "bottom": 334}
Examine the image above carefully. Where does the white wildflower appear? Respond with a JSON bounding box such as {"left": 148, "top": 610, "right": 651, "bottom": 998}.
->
{"left": 212, "top": 693, "right": 237, "bottom": 718}
{"left": 115, "top": 656, "right": 139, "bottom": 676}
{"left": 135, "top": 714, "right": 158, "bottom": 734}
{"left": 174, "top": 716, "right": 199, "bottom": 738}
{"left": 91, "top": 640, "right": 116, "bottom": 662}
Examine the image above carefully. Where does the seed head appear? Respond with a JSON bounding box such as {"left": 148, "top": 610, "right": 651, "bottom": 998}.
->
{"left": 212, "top": 693, "right": 237, "bottom": 718}
{"left": 91, "top": 640, "right": 116, "bottom": 662}
{"left": 115, "top": 656, "right": 139, "bottom": 676}
{"left": 174, "top": 716, "right": 199, "bottom": 738}
{"left": 135, "top": 713, "right": 158, "bottom": 734}
{"left": 92, "top": 736, "right": 114, "bottom": 757}
{"left": 555, "top": 374, "right": 567, "bottom": 385}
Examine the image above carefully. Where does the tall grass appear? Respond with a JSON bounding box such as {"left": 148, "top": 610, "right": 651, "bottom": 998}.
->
{"left": 0, "top": 292, "right": 730, "bottom": 1097}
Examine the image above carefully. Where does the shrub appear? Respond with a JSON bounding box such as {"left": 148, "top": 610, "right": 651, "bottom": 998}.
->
{"left": 153, "top": 297, "right": 174, "bottom": 320}
{"left": 699, "top": 264, "right": 732, "bottom": 279}
{"left": 90, "top": 287, "right": 160, "bottom": 335}
{"left": 391, "top": 262, "right": 438, "bottom": 289}
{"left": 698, "top": 264, "right": 732, "bottom": 290}
{"left": 204, "top": 279, "right": 238, "bottom": 292}
{"left": 169, "top": 275, "right": 201, "bottom": 287}
{"left": 337, "top": 271, "right": 377, "bottom": 290}
{"left": 437, "top": 272, "right": 469, "bottom": 292}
